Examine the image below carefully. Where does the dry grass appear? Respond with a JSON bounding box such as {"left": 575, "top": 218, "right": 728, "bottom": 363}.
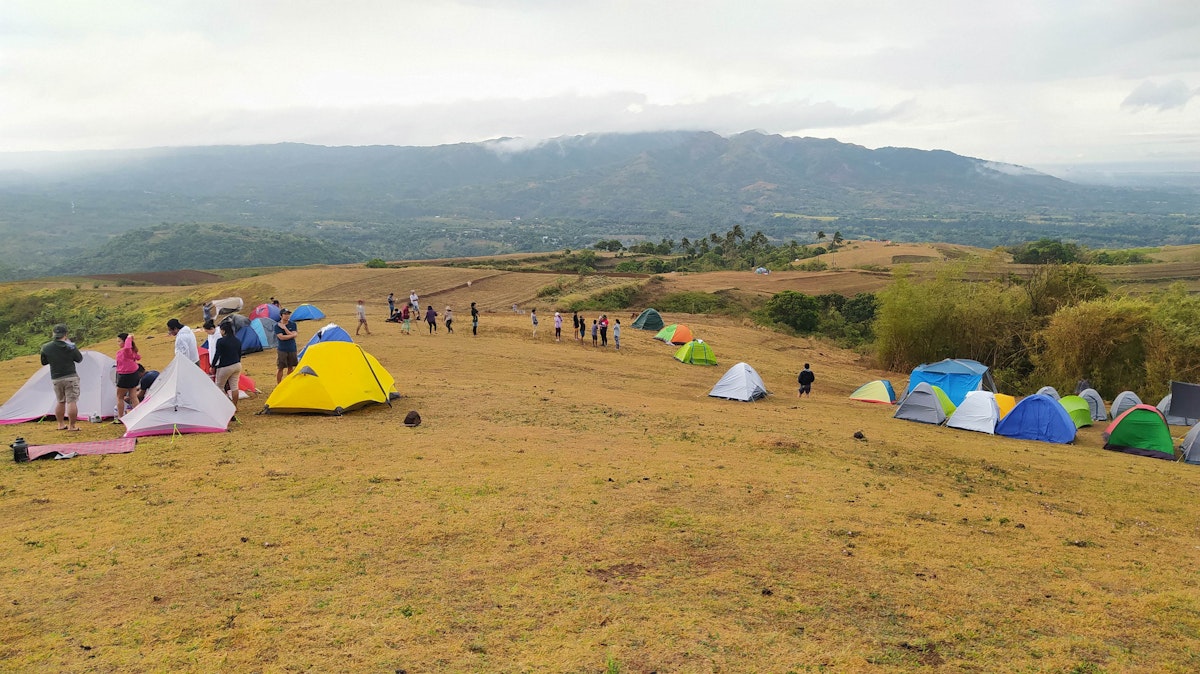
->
{"left": 1, "top": 266, "right": 1199, "bottom": 672}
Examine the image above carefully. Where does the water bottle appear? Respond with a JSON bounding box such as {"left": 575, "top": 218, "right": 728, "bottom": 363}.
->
{"left": 11, "top": 437, "right": 28, "bottom": 463}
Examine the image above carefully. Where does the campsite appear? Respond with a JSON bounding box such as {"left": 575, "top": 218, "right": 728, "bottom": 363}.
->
{"left": 1, "top": 258, "right": 1200, "bottom": 672}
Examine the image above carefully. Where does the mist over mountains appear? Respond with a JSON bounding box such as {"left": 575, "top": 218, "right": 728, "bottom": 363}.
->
{"left": 0, "top": 130, "right": 1197, "bottom": 278}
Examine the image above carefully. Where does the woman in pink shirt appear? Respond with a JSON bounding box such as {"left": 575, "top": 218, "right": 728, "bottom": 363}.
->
{"left": 114, "top": 333, "right": 141, "bottom": 422}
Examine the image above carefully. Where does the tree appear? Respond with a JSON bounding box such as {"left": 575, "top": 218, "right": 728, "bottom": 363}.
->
{"left": 593, "top": 239, "right": 623, "bottom": 252}
{"left": 816, "top": 231, "right": 826, "bottom": 242}
{"left": 832, "top": 231, "right": 844, "bottom": 245}
{"left": 763, "top": 290, "right": 821, "bottom": 332}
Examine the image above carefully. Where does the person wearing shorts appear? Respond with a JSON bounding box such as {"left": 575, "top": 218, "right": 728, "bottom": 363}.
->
{"left": 210, "top": 321, "right": 243, "bottom": 418}
{"left": 114, "top": 332, "right": 142, "bottom": 422}
{"left": 40, "top": 323, "right": 83, "bottom": 431}
{"left": 274, "top": 308, "right": 299, "bottom": 383}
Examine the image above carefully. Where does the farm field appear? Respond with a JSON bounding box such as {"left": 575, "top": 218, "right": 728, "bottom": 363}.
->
{"left": 0, "top": 263, "right": 1198, "bottom": 672}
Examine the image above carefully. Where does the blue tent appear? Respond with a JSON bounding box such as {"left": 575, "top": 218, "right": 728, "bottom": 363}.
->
{"left": 235, "top": 325, "right": 263, "bottom": 354}
{"left": 291, "top": 304, "right": 326, "bottom": 322}
{"left": 299, "top": 323, "right": 353, "bottom": 358}
{"left": 995, "top": 394, "right": 1076, "bottom": 444}
{"left": 905, "top": 358, "right": 994, "bottom": 406}
{"left": 251, "top": 317, "right": 277, "bottom": 349}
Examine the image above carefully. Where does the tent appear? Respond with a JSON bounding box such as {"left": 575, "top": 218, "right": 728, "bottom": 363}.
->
{"left": 894, "top": 383, "right": 950, "bottom": 425}
{"left": 234, "top": 324, "right": 263, "bottom": 354}
{"left": 995, "top": 394, "right": 1076, "bottom": 444}
{"left": 1169, "top": 381, "right": 1200, "bottom": 421}
{"left": 1156, "top": 394, "right": 1199, "bottom": 426}
{"left": 754, "top": 267, "right": 769, "bottom": 274}
{"left": 1036, "top": 386, "right": 1060, "bottom": 400}
{"left": 1079, "top": 388, "right": 1107, "bottom": 422}
{"left": 120, "top": 356, "right": 235, "bottom": 437}
{"left": 849, "top": 380, "right": 897, "bottom": 404}
{"left": 1110, "top": 391, "right": 1141, "bottom": 420}
{"left": 654, "top": 324, "right": 694, "bottom": 345}
{"left": 0, "top": 350, "right": 120, "bottom": 424}
{"left": 946, "top": 390, "right": 1001, "bottom": 434}
{"left": 251, "top": 317, "right": 278, "bottom": 350}
{"left": 1058, "top": 395, "right": 1093, "bottom": 428}
{"left": 673, "top": 340, "right": 717, "bottom": 366}
{"left": 249, "top": 303, "right": 281, "bottom": 322}
{"left": 264, "top": 341, "right": 399, "bottom": 415}
{"left": 994, "top": 393, "right": 1017, "bottom": 420}
{"left": 708, "top": 362, "right": 769, "bottom": 401}
{"left": 1180, "top": 423, "right": 1200, "bottom": 465}
{"left": 1103, "top": 405, "right": 1176, "bottom": 460}
{"left": 210, "top": 297, "right": 243, "bottom": 316}
{"left": 905, "top": 359, "right": 995, "bottom": 406}
{"left": 299, "top": 323, "right": 354, "bottom": 358}
{"left": 290, "top": 304, "right": 326, "bottom": 322}
{"left": 631, "top": 308, "right": 664, "bottom": 331}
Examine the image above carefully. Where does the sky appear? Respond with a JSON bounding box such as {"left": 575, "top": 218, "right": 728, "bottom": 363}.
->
{"left": 2, "top": 1, "right": 1199, "bottom": 170}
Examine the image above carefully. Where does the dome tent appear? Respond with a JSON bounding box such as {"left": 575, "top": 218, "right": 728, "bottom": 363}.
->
{"left": 995, "top": 394, "right": 1076, "bottom": 444}
{"left": 120, "top": 356, "right": 235, "bottom": 437}
{"left": 299, "top": 323, "right": 353, "bottom": 358}
{"left": 849, "top": 380, "right": 897, "bottom": 404}
{"left": 1103, "top": 405, "right": 1175, "bottom": 460}
{"left": 673, "top": 340, "right": 717, "bottom": 366}
{"left": 654, "top": 324, "right": 694, "bottom": 345}
{"left": 290, "top": 304, "right": 326, "bottom": 322}
{"left": 631, "top": 308, "right": 664, "bottom": 331}
{"left": 894, "top": 383, "right": 951, "bottom": 425}
{"left": 904, "top": 359, "right": 994, "bottom": 407}
{"left": 1079, "top": 388, "right": 1107, "bottom": 421}
{"left": 0, "top": 350, "right": 119, "bottom": 424}
{"left": 946, "top": 391, "right": 1001, "bottom": 434}
{"left": 264, "top": 342, "right": 398, "bottom": 415}
{"left": 1058, "top": 395, "right": 1093, "bottom": 428}
{"left": 1110, "top": 391, "right": 1141, "bottom": 420}
{"left": 708, "top": 362, "right": 769, "bottom": 402}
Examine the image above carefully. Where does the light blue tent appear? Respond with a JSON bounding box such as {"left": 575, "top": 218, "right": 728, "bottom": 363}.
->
{"left": 299, "top": 323, "right": 353, "bottom": 358}
{"left": 291, "top": 304, "right": 326, "bottom": 322}
{"left": 905, "top": 358, "right": 995, "bottom": 407}
{"left": 995, "top": 394, "right": 1076, "bottom": 444}
{"left": 251, "top": 317, "right": 277, "bottom": 350}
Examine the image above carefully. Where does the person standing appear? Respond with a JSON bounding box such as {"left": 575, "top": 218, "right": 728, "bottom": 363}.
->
{"left": 202, "top": 301, "right": 214, "bottom": 324}
{"left": 401, "top": 304, "right": 412, "bottom": 335}
{"left": 554, "top": 312, "right": 563, "bottom": 342}
{"left": 798, "top": 363, "right": 815, "bottom": 397}
{"left": 425, "top": 305, "right": 438, "bottom": 334}
{"left": 572, "top": 312, "right": 580, "bottom": 341}
{"left": 531, "top": 308, "right": 539, "bottom": 338}
{"left": 210, "top": 321, "right": 243, "bottom": 418}
{"left": 356, "top": 299, "right": 372, "bottom": 336}
{"left": 40, "top": 324, "right": 83, "bottom": 431}
{"left": 579, "top": 314, "right": 587, "bottom": 342}
{"left": 410, "top": 290, "right": 420, "bottom": 316}
{"left": 114, "top": 332, "right": 141, "bottom": 423}
{"left": 599, "top": 314, "right": 609, "bottom": 347}
{"left": 445, "top": 306, "right": 454, "bottom": 334}
{"left": 591, "top": 320, "right": 598, "bottom": 346}
{"left": 470, "top": 302, "right": 479, "bottom": 336}
{"left": 167, "top": 318, "right": 199, "bottom": 366}
{"left": 274, "top": 308, "right": 299, "bottom": 383}
{"left": 613, "top": 319, "right": 621, "bottom": 350}
{"left": 387, "top": 293, "right": 396, "bottom": 317}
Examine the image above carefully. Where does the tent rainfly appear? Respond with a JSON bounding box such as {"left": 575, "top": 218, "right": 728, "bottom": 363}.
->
{"left": 849, "top": 380, "right": 897, "bottom": 404}
{"left": 905, "top": 359, "right": 995, "bottom": 407}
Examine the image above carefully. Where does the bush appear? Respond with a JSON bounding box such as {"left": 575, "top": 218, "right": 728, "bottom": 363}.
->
{"left": 762, "top": 290, "right": 821, "bottom": 332}
{"left": 365, "top": 258, "right": 388, "bottom": 268}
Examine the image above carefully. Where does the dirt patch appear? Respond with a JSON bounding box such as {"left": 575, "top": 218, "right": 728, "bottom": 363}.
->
{"left": 87, "top": 269, "right": 223, "bottom": 285}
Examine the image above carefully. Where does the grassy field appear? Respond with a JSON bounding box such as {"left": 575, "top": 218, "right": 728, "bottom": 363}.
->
{"left": 1, "top": 264, "right": 1199, "bottom": 672}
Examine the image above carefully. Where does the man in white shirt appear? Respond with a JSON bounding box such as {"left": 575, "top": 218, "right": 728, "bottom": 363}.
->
{"left": 167, "top": 318, "right": 200, "bottom": 366}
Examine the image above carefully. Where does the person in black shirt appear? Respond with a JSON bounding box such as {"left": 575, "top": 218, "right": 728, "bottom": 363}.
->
{"left": 798, "top": 363, "right": 815, "bottom": 397}
{"left": 470, "top": 302, "right": 479, "bottom": 336}
{"left": 210, "top": 321, "right": 243, "bottom": 417}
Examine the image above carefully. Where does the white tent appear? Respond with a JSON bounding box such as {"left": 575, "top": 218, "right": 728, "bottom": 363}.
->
{"left": 946, "top": 390, "right": 1001, "bottom": 434}
{"left": 120, "top": 356, "right": 235, "bottom": 437}
{"left": 1035, "top": 386, "right": 1060, "bottom": 400}
{"left": 1079, "top": 388, "right": 1107, "bottom": 421}
{"left": 707, "top": 362, "right": 769, "bottom": 402}
{"left": 1111, "top": 391, "right": 1141, "bottom": 420}
{"left": 1181, "top": 423, "right": 1200, "bottom": 465}
{"left": 0, "top": 350, "right": 119, "bottom": 424}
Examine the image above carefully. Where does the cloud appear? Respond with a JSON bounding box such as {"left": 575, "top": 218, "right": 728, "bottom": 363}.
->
{"left": 1121, "top": 80, "right": 1198, "bottom": 111}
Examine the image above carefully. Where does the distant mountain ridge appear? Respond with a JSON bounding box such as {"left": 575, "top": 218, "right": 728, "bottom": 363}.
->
{"left": 0, "top": 130, "right": 1197, "bottom": 278}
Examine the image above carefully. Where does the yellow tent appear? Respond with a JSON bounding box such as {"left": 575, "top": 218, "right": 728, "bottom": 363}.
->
{"left": 264, "top": 342, "right": 398, "bottom": 415}
{"left": 994, "top": 393, "right": 1017, "bottom": 419}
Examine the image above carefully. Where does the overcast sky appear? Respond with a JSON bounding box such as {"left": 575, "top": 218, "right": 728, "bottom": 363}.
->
{"left": 2, "top": 1, "right": 1198, "bottom": 170}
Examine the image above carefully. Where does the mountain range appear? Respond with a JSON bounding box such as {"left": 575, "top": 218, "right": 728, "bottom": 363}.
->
{"left": 0, "top": 130, "right": 1197, "bottom": 278}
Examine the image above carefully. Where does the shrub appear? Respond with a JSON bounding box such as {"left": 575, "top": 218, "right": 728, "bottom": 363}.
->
{"left": 364, "top": 258, "right": 388, "bottom": 268}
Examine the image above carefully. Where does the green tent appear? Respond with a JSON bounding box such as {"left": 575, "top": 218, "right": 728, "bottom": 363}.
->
{"left": 1103, "top": 404, "right": 1176, "bottom": 460}
{"left": 1058, "top": 395, "right": 1093, "bottom": 428}
{"left": 930, "top": 385, "right": 956, "bottom": 416}
{"left": 631, "top": 308, "right": 664, "bottom": 331}
{"left": 653, "top": 324, "right": 694, "bottom": 344}
{"left": 673, "top": 340, "right": 717, "bottom": 366}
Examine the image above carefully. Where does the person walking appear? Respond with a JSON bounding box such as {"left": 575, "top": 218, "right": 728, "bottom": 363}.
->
{"left": 599, "top": 314, "right": 609, "bottom": 347}
{"left": 210, "top": 321, "right": 243, "bottom": 419}
{"left": 167, "top": 318, "right": 200, "bottom": 367}
{"left": 613, "top": 319, "right": 621, "bottom": 350}
{"left": 470, "top": 302, "right": 479, "bottom": 336}
{"left": 798, "top": 363, "right": 815, "bottom": 397}
{"left": 114, "top": 332, "right": 141, "bottom": 422}
{"left": 356, "top": 299, "right": 372, "bottom": 336}
{"left": 554, "top": 312, "right": 563, "bottom": 342}
{"left": 531, "top": 308, "right": 539, "bottom": 338}
{"left": 274, "top": 308, "right": 299, "bottom": 383}
{"left": 425, "top": 305, "right": 438, "bottom": 334}
{"left": 40, "top": 324, "right": 83, "bottom": 431}
{"left": 445, "top": 306, "right": 454, "bottom": 334}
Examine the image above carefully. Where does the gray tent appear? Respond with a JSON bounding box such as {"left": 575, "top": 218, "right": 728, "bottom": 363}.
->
{"left": 1181, "top": 423, "right": 1200, "bottom": 465}
{"left": 1156, "top": 394, "right": 1199, "bottom": 427}
{"left": 1036, "top": 386, "right": 1060, "bottom": 400}
{"left": 894, "top": 382, "right": 947, "bottom": 425}
{"left": 1079, "top": 388, "right": 1107, "bottom": 421}
{"left": 1111, "top": 391, "right": 1141, "bottom": 420}
{"left": 1168, "top": 381, "right": 1200, "bottom": 420}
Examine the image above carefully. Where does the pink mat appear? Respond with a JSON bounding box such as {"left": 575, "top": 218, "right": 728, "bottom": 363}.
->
{"left": 25, "top": 437, "right": 136, "bottom": 461}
